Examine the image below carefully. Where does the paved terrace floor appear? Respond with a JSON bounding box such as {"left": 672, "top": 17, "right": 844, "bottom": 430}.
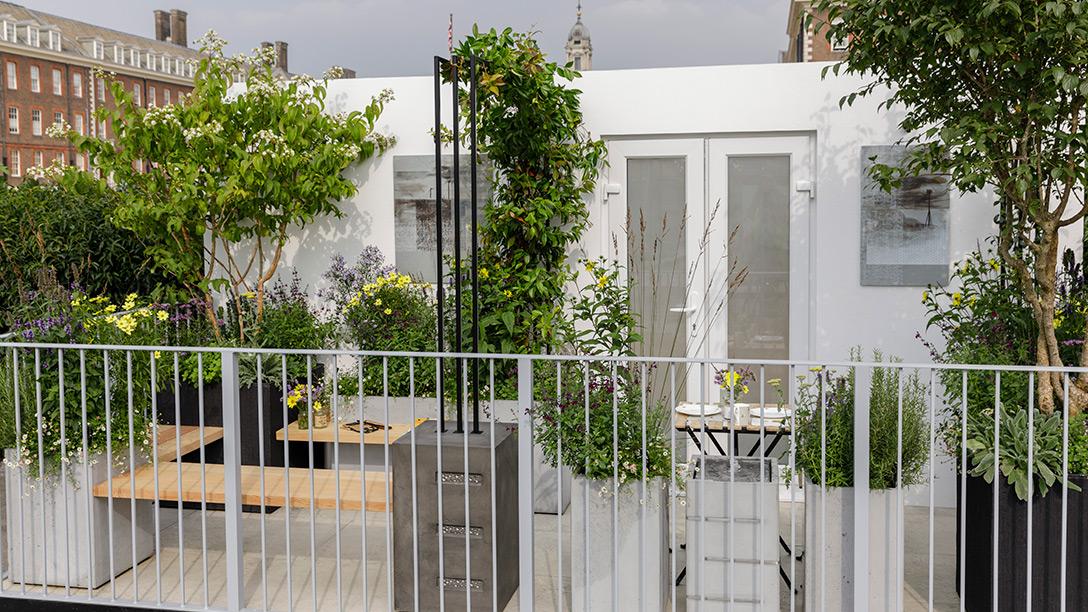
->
{"left": 0, "top": 498, "right": 958, "bottom": 611}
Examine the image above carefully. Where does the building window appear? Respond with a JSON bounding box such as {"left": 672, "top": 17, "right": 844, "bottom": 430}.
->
{"left": 1, "top": 20, "right": 12, "bottom": 42}
{"left": 74, "top": 113, "right": 84, "bottom": 135}
{"left": 53, "top": 111, "right": 63, "bottom": 129}
{"left": 831, "top": 19, "right": 849, "bottom": 52}
{"left": 31, "top": 109, "right": 42, "bottom": 135}
{"left": 5, "top": 61, "right": 15, "bottom": 90}
{"left": 133, "top": 83, "right": 142, "bottom": 106}
{"left": 96, "top": 78, "right": 105, "bottom": 101}
{"left": 52, "top": 68, "right": 61, "bottom": 95}
{"left": 10, "top": 151, "right": 20, "bottom": 177}
{"left": 48, "top": 30, "right": 60, "bottom": 51}
{"left": 175, "top": 58, "right": 182, "bottom": 75}
{"left": 26, "top": 26, "right": 39, "bottom": 48}
{"left": 130, "top": 48, "right": 139, "bottom": 67}
{"left": 7, "top": 107, "right": 17, "bottom": 134}
{"left": 148, "top": 86, "right": 156, "bottom": 106}
{"left": 75, "top": 153, "right": 85, "bottom": 171}
{"left": 72, "top": 72, "right": 83, "bottom": 97}
{"left": 29, "top": 66, "right": 39, "bottom": 92}
{"left": 146, "top": 54, "right": 155, "bottom": 71}
{"left": 92, "top": 40, "right": 104, "bottom": 60}
{"left": 163, "top": 89, "right": 171, "bottom": 105}
{"left": 33, "top": 151, "right": 43, "bottom": 168}
{"left": 114, "top": 45, "right": 123, "bottom": 64}
{"left": 97, "top": 119, "right": 106, "bottom": 138}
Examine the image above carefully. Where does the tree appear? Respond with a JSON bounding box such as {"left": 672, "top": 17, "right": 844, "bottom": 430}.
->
{"left": 60, "top": 32, "right": 394, "bottom": 340}
{"left": 814, "top": 0, "right": 1088, "bottom": 414}
{"left": 451, "top": 27, "right": 606, "bottom": 354}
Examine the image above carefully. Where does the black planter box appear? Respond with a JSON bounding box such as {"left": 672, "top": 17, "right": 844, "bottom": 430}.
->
{"left": 957, "top": 473, "right": 1088, "bottom": 611}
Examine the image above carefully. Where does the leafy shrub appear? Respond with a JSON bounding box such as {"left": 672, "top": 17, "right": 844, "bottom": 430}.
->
{"left": 0, "top": 178, "right": 179, "bottom": 326}
{"left": 792, "top": 350, "right": 929, "bottom": 489}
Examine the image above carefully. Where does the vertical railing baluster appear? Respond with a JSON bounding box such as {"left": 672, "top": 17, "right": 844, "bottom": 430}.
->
{"left": 993, "top": 371, "right": 1001, "bottom": 611}
{"left": 517, "top": 357, "right": 534, "bottom": 611}
{"left": 788, "top": 364, "right": 797, "bottom": 612}
{"left": 58, "top": 349, "right": 71, "bottom": 596}
{"left": 1026, "top": 372, "right": 1034, "bottom": 612}
{"left": 853, "top": 365, "right": 871, "bottom": 610}
{"left": 34, "top": 349, "right": 47, "bottom": 593}
{"left": 306, "top": 355, "right": 317, "bottom": 612}
{"left": 959, "top": 370, "right": 967, "bottom": 612}
{"left": 126, "top": 351, "right": 139, "bottom": 600}
{"left": 221, "top": 350, "right": 245, "bottom": 612}
{"left": 489, "top": 359, "right": 497, "bottom": 612}
{"left": 282, "top": 354, "right": 294, "bottom": 612}
{"left": 332, "top": 355, "right": 343, "bottom": 612}
{"left": 198, "top": 352, "right": 209, "bottom": 608}
{"left": 611, "top": 361, "right": 619, "bottom": 612}
{"left": 928, "top": 369, "right": 936, "bottom": 612}
{"left": 257, "top": 354, "right": 268, "bottom": 612}
{"left": 1061, "top": 372, "right": 1069, "bottom": 612}
{"left": 173, "top": 352, "right": 185, "bottom": 605}
{"left": 383, "top": 357, "right": 394, "bottom": 612}
{"left": 150, "top": 351, "right": 162, "bottom": 605}
{"left": 104, "top": 350, "right": 116, "bottom": 600}
{"left": 895, "top": 368, "right": 904, "bottom": 612}
{"left": 359, "top": 356, "right": 368, "bottom": 612}
{"left": 409, "top": 357, "right": 421, "bottom": 612}
{"left": 81, "top": 350, "right": 92, "bottom": 601}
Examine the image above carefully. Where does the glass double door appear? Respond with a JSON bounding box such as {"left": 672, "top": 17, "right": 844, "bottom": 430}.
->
{"left": 605, "top": 136, "right": 813, "bottom": 403}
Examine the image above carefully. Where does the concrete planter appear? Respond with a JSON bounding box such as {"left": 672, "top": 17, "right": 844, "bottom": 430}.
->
{"left": 686, "top": 456, "right": 779, "bottom": 611}
{"left": 570, "top": 477, "right": 669, "bottom": 611}
{"left": 804, "top": 483, "right": 902, "bottom": 611}
{"left": 4, "top": 450, "right": 154, "bottom": 589}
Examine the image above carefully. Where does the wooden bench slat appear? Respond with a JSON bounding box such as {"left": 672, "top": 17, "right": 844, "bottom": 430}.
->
{"left": 92, "top": 462, "right": 388, "bottom": 512}
{"left": 153, "top": 425, "right": 224, "bottom": 462}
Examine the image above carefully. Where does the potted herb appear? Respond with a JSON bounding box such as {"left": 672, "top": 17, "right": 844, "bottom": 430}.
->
{"left": 533, "top": 258, "right": 673, "bottom": 611}
{"left": 792, "top": 350, "right": 928, "bottom": 610}
{"left": 1, "top": 284, "right": 166, "bottom": 588}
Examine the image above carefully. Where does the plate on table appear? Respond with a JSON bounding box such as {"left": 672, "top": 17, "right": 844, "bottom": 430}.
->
{"left": 750, "top": 406, "right": 790, "bottom": 420}
{"left": 675, "top": 403, "right": 723, "bottom": 417}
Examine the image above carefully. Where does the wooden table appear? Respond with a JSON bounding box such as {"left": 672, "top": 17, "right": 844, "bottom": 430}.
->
{"left": 674, "top": 411, "right": 791, "bottom": 458}
{"left": 274, "top": 418, "right": 427, "bottom": 468}
{"left": 154, "top": 425, "right": 224, "bottom": 462}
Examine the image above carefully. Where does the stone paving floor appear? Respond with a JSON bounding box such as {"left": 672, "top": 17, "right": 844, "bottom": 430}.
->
{"left": 0, "top": 491, "right": 960, "bottom": 611}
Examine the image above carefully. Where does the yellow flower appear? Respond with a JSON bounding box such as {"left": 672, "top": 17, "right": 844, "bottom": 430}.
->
{"left": 503, "top": 289, "right": 513, "bottom": 298}
{"left": 384, "top": 308, "right": 393, "bottom": 315}
{"left": 768, "top": 378, "right": 782, "bottom": 387}
{"left": 809, "top": 366, "right": 823, "bottom": 373}
{"left": 951, "top": 292, "right": 963, "bottom": 307}
{"left": 242, "top": 291, "right": 256, "bottom": 299}
{"left": 597, "top": 275, "right": 608, "bottom": 288}
{"left": 122, "top": 293, "right": 138, "bottom": 311}
{"left": 313, "top": 401, "right": 324, "bottom": 412}
{"left": 1055, "top": 315, "right": 1064, "bottom": 329}
{"left": 921, "top": 290, "right": 929, "bottom": 303}
{"left": 156, "top": 310, "right": 169, "bottom": 321}
{"left": 103, "top": 304, "right": 117, "bottom": 314}
{"left": 989, "top": 258, "right": 999, "bottom": 271}
{"left": 585, "top": 260, "right": 597, "bottom": 272}
{"left": 374, "top": 298, "right": 382, "bottom": 306}
{"left": 114, "top": 314, "right": 138, "bottom": 335}
{"left": 479, "top": 268, "right": 490, "bottom": 279}
{"left": 154, "top": 351, "right": 162, "bottom": 360}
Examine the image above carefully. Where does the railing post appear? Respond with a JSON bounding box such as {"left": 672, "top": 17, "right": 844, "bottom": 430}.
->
{"left": 517, "top": 357, "right": 534, "bottom": 611}
{"left": 853, "top": 365, "right": 871, "bottom": 610}
{"left": 221, "top": 350, "right": 245, "bottom": 611}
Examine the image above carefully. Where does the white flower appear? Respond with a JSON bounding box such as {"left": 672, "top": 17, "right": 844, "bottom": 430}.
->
{"left": 195, "top": 30, "right": 227, "bottom": 54}
{"left": 46, "top": 119, "right": 71, "bottom": 139}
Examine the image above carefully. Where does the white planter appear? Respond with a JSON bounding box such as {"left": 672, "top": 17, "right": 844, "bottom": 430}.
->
{"left": 685, "top": 456, "right": 779, "bottom": 612}
{"left": 570, "top": 477, "right": 669, "bottom": 612}
{"left": 803, "top": 483, "right": 902, "bottom": 611}
{"left": 4, "top": 450, "right": 155, "bottom": 589}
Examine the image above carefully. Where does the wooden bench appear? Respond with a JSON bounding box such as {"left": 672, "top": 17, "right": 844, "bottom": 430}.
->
{"left": 92, "top": 462, "right": 388, "bottom": 512}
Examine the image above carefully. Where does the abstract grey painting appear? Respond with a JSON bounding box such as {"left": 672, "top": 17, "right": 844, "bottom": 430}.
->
{"left": 859, "top": 145, "right": 950, "bottom": 286}
{"left": 393, "top": 155, "right": 492, "bottom": 283}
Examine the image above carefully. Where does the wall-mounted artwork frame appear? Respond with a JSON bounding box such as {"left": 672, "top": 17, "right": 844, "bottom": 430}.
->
{"left": 393, "top": 155, "right": 492, "bottom": 283}
{"left": 859, "top": 145, "right": 950, "bottom": 287}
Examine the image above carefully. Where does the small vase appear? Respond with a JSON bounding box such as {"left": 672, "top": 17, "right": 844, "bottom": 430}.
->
{"left": 313, "top": 403, "right": 330, "bottom": 429}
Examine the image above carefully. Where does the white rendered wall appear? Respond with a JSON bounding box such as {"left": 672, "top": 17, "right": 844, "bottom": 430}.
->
{"left": 294, "top": 62, "right": 999, "bottom": 367}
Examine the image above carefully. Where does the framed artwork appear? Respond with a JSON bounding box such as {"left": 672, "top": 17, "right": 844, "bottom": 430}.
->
{"left": 859, "top": 145, "right": 950, "bottom": 287}
{"left": 393, "top": 155, "right": 492, "bottom": 283}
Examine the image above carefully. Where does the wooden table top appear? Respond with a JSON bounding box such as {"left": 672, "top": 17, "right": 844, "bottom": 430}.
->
{"left": 274, "top": 418, "right": 427, "bottom": 445}
{"left": 674, "top": 413, "right": 791, "bottom": 434}
{"left": 154, "top": 425, "right": 224, "bottom": 462}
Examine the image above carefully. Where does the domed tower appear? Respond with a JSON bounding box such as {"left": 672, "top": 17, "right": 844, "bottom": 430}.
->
{"left": 565, "top": 2, "right": 592, "bottom": 71}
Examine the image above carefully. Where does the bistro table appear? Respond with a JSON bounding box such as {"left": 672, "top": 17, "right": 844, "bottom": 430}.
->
{"left": 674, "top": 407, "right": 791, "bottom": 458}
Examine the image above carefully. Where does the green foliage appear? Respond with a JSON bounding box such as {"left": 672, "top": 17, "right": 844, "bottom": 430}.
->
{"left": 562, "top": 258, "right": 643, "bottom": 357}
{"left": 59, "top": 32, "right": 392, "bottom": 341}
{"left": 344, "top": 272, "right": 437, "bottom": 396}
{"left": 534, "top": 363, "right": 674, "bottom": 484}
{"left": 452, "top": 27, "right": 606, "bottom": 354}
{"left": 924, "top": 248, "right": 1088, "bottom": 495}
{"left": 0, "top": 287, "right": 172, "bottom": 475}
{"left": 792, "top": 350, "right": 930, "bottom": 489}
{"left": 966, "top": 405, "right": 1081, "bottom": 500}
{"left": 0, "top": 177, "right": 178, "bottom": 324}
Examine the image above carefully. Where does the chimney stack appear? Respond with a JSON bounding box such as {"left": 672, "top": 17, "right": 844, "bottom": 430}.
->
{"left": 169, "top": 9, "right": 188, "bottom": 47}
{"left": 154, "top": 10, "right": 170, "bottom": 42}
{"left": 338, "top": 67, "right": 357, "bottom": 79}
{"left": 273, "top": 41, "right": 288, "bottom": 73}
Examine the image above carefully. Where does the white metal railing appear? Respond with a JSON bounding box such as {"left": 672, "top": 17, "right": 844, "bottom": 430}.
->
{"left": 0, "top": 341, "right": 1082, "bottom": 611}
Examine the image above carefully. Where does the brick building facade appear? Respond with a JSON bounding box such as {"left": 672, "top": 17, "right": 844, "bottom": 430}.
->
{"left": 780, "top": 1, "right": 848, "bottom": 64}
{"left": 0, "top": 2, "right": 200, "bottom": 184}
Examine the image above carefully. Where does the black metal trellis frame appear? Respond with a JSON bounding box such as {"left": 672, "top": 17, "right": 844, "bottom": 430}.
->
{"left": 434, "top": 54, "right": 482, "bottom": 435}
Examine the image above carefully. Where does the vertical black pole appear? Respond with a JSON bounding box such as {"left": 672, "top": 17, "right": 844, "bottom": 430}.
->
{"left": 452, "top": 59, "right": 464, "bottom": 434}
{"left": 470, "top": 55, "right": 481, "bottom": 434}
{"left": 433, "top": 56, "right": 446, "bottom": 433}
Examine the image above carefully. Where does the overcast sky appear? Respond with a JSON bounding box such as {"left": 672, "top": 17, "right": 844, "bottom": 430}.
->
{"left": 28, "top": 0, "right": 791, "bottom": 77}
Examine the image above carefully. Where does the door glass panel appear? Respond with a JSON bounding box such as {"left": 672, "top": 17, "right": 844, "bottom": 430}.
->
{"left": 727, "top": 156, "right": 790, "bottom": 401}
{"left": 627, "top": 158, "right": 687, "bottom": 398}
